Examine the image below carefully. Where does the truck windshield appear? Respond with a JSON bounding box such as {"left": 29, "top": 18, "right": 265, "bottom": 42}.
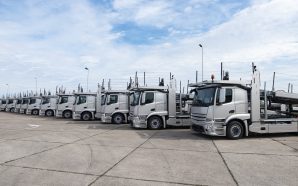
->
{"left": 1, "top": 100, "right": 6, "bottom": 104}
{"left": 193, "top": 87, "right": 216, "bottom": 107}
{"left": 130, "top": 91, "right": 141, "bottom": 106}
{"left": 42, "top": 98, "right": 50, "bottom": 104}
{"left": 17, "top": 99, "right": 22, "bottom": 104}
{"left": 29, "top": 99, "right": 36, "bottom": 104}
{"left": 8, "top": 99, "right": 13, "bottom": 104}
{"left": 59, "top": 97, "right": 68, "bottom": 104}
{"left": 22, "top": 99, "right": 28, "bottom": 104}
{"left": 101, "top": 94, "right": 106, "bottom": 105}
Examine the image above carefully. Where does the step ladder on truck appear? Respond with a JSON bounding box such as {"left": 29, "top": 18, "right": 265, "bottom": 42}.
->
{"left": 190, "top": 63, "right": 298, "bottom": 139}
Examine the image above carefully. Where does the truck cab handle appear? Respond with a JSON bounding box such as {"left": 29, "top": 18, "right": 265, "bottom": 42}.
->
{"left": 65, "top": 106, "right": 69, "bottom": 108}
{"left": 84, "top": 107, "right": 87, "bottom": 109}
{"left": 151, "top": 108, "right": 155, "bottom": 111}
{"left": 115, "top": 107, "right": 119, "bottom": 110}
{"left": 229, "top": 110, "right": 235, "bottom": 113}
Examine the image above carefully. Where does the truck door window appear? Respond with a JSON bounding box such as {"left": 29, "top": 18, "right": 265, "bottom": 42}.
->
{"left": 60, "top": 97, "right": 68, "bottom": 104}
{"left": 77, "top": 96, "right": 87, "bottom": 105}
{"left": 30, "top": 99, "right": 36, "bottom": 104}
{"left": 142, "top": 92, "right": 154, "bottom": 104}
{"left": 216, "top": 88, "right": 233, "bottom": 104}
{"left": 108, "top": 95, "right": 118, "bottom": 105}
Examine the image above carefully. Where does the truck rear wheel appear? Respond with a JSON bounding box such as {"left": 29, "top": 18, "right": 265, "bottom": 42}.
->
{"left": 63, "top": 110, "right": 72, "bottom": 119}
{"left": 148, "top": 116, "right": 162, "bottom": 130}
{"left": 112, "top": 113, "right": 124, "bottom": 124}
{"left": 82, "top": 112, "right": 92, "bottom": 121}
{"left": 227, "top": 121, "right": 244, "bottom": 139}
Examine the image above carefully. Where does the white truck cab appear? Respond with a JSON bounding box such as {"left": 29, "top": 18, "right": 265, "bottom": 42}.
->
{"left": 40, "top": 95, "right": 58, "bottom": 116}
{"left": 56, "top": 94, "right": 75, "bottom": 119}
{"left": 101, "top": 90, "right": 130, "bottom": 124}
{"left": 20, "top": 98, "right": 29, "bottom": 114}
{"left": 190, "top": 64, "right": 298, "bottom": 139}
{"left": 5, "top": 98, "right": 17, "bottom": 112}
{"left": 14, "top": 98, "right": 22, "bottom": 113}
{"left": 26, "top": 96, "right": 42, "bottom": 115}
{"left": 72, "top": 92, "right": 102, "bottom": 121}
{"left": 129, "top": 78, "right": 191, "bottom": 129}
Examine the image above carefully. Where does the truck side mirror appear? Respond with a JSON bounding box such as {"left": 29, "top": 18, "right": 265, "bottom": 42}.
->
{"left": 216, "top": 88, "right": 226, "bottom": 105}
{"left": 141, "top": 93, "right": 146, "bottom": 105}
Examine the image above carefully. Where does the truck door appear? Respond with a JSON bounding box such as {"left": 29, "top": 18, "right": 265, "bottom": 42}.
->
{"left": 107, "top": 94, "right": 119, "bottom": 113}
{"left": 213, "top": 88, "right": 235, "bottom": 121}
{"left": 76, "top": 95, "right": 87, "bottom": 111}
{"left": 139, "top": 91, "right": 155, "bottom": 117}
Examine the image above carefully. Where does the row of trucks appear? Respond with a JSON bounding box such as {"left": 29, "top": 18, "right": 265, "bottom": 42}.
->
{"left": 0, "top": 78, "right": 192, "bottom": 130}
{"left": 1, "top": 64, "right": 297, "bottom": 139}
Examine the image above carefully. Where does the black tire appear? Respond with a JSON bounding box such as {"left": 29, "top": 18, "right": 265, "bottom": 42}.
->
{"left": 227, "top": 121, "right": 244, "bottom": 140}
{"left": 81, "top": 112, "right": 92, "bottom": 121}
{"left": 112, "top": 113, "right": 124, "bottom": 124}
{"left": 148, "top": 116, "right": 163, "bottom": 130}
{"left": 10, "top": 108, "right": 15, "bottom": 112}
{"left": 45, "top": 110, "right": 54, "bottom": 117}
{"left": 32, "top": 109, "right": 39, "bottom": 115}
{"left": 63, "top": 110, "right": 72, "bottom": 119}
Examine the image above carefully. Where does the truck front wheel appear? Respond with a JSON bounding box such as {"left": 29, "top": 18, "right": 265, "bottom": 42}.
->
{"left": 81, "top": 112, "right": 92, "bottom": 121}
{"left": 112, "top": 113, "right": 124, "bottom": 124}
{"left": 227, "top": 121, "right": 244, "bottom": 140}
{"left": 63, "top": 110, "right": 72, "bottom": 119}
{"left": 148, "top": 116, "right": 162, "bottom": 130}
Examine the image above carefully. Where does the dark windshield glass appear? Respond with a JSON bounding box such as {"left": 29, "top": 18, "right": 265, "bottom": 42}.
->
{"left": 17, "top": 99, "right": 22, "bottom": 104}
{"left": 29, "top": 99, "right": 36, "bottom": 104}
{"left": 1, "top": 100, "right": 6, "bottom": 104}
{"left": 42, "top": 98, "right": 50, "bottom": 104}
{"left": 101, "top": 94, "right": 106, "bottom": 105}
{"left": 131, "top": 91, "right": 141, "bottom": 106}
{"left": 193, "top": 88, "right": 216, "bottom": 107}
{"left": 22, "top": 99, "right": 29, "bottom": 104}
{"left": 8, "top": 99, "right": 13, "bottom": 104}
{"left": 59, "top": 97, "right": 68, "bottom": 104}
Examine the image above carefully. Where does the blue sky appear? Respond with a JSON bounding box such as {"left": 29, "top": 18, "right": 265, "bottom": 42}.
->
{"left": 0, "top": 0, "right": 298, "bottom": 96}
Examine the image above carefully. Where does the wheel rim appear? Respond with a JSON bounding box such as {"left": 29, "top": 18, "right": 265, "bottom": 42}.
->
{"left": 150, "top": 118, "right": 161, "bottom": 129}
{"left": 46, "top": 111, "right": 53, "bottom": 116}
{"left": 230, "top": 125, "right": 241, "bottom": 138}
{"left": 83, "top": 114, "right": 90, "bottom": 120}
{"left": 64, "top": 112, "right": 71, "bottom": 118}
{"left": 33, "top": 110, "right": 38, "bottom": 115}
{"left": 114, "top": 115, "right": 122, "bottom": 124}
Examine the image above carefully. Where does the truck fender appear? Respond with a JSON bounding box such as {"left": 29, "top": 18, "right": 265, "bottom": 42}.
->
{"left": 111, "top": 111, "right": 128, "bottom": 123}
{"left": 224, "top": 114, "right": 250, "bottom": 136}
{"left": 146, "top": 112, "right": 166, "bottom": 128}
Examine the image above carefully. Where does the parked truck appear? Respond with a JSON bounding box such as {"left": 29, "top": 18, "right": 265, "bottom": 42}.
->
{"left": 40, "top": 95, "right": 58, "bottom": 116}
{"left": 101, "top": 90, "right": 130, "bottom": 124}
{"left": 72, "top": 92, "right": 102, "bottom": 121}
{"left": 56, "top": 94, "right": 75, "bottom": 119}
{"left": 14, "top": 98, "right": 22, "bottom": 113}
{"left": 5, "top": 98, "right": 17, "bottom": 112}
{"left": 19, "top": 97, "right": 29, "bottom": 114}
{"left": 190, "top": 64, "right": 298, "bottom": 139}
{"left": 26, "top": 96, "right": 42, "bottom": 115}
{"left": 129, "top": 77, "right": 191, "bottom": 129}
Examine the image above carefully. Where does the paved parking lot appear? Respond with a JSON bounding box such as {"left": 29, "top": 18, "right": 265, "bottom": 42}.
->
{"left": 0, "top": 112, "right": 297, "bottom": 186}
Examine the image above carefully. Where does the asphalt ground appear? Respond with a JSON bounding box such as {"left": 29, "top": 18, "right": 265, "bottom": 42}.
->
{"left": 0, "top": 112, "right": 297, "bottom": 186}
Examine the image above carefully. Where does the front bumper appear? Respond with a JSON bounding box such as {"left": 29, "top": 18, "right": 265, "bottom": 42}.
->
{"left": 101, "top": 114, "right": 112, "bottom": 123}
{"left": 39, "top": 109, "right": 45, "bottom": 116}
{"left": 131, "top": 116, "right": 147, "bottom": 128}
{"left": 56, "top": 110, "right": 63, "bottom": 117}
{"left": 192, "top": 121, "right": 226, "bottom": 136}
{"left": 72, "top": 111, "right": 81, "bottom": 120}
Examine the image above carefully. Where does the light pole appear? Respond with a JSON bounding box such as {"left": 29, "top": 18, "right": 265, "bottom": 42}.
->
{"left": 85, "top": 67, "right": 89, "bottom": 92}
{"left": 199, "top": 44, "right": 203, "bottom": 81}
{"left": 34, "top": 77, "right": 37, "bottom": 95}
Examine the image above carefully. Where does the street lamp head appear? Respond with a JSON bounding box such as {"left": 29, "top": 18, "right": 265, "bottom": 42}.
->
{"left": 199, "top": 44, "right": 203, "bottom": 47}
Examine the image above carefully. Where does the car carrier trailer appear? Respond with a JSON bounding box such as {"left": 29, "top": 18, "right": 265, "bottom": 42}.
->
{"left": 190, "top": 63, "right": 298, "bottom": 139}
